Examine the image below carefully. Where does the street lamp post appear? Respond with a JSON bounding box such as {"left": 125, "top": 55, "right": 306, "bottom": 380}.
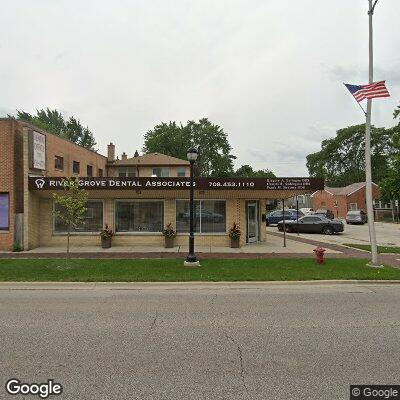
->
{"left": 184, "top": 148, "right": 200, "bottom": 267}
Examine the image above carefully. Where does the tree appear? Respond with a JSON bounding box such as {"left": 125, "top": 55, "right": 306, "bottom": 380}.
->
{"left": 380, "top": 156, "right": 400, "bottom": 202}
{"left": 235, "top": 164, "right": 275, "bottom": 178}
{"left": 53, "top": 179, "right": 88, "bottom": 266}
{"left": 9, "top": 108, "right": 97, "bottom": 150}
{"left": 143, "top": 118, "right": 236, "bottom": 177}
{"left": 306, "top": 124, "right": 395, "bottom": 187}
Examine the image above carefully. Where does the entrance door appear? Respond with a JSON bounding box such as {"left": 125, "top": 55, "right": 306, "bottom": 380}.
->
{"left": 247, "top": 201, "right": 259, "bottom": 243}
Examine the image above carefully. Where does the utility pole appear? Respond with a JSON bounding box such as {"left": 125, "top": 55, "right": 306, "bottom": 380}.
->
{"left": 365, "top": 0, "right": 380, "bottom": 266}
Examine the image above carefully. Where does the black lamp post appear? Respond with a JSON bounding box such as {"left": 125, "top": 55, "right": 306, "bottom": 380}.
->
{"left": 185, "top": 147, "right": 199, "bottom": 266}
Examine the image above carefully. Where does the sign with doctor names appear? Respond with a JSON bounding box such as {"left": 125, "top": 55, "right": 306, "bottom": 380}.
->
{"left": 32, "top": 131, "right": 46, "bottom": 170}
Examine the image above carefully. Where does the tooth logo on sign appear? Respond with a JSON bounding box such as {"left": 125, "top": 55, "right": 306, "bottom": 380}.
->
{"left": 35, "top": 178, "right": 45, "bottom": 189}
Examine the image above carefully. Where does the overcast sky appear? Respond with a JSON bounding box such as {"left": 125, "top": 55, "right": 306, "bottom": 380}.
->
{"left": 1, "top": 0, "right": 399, "bottom": 176}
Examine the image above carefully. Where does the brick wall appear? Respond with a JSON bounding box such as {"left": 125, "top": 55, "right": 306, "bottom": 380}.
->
{"left": 0, "top": 121, "right": 15, "bottom": 250}
{"left": 28, "top": 127, "right": 107, "bottom": 178}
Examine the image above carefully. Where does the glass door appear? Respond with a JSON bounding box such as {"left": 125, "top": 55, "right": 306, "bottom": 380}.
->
{"left": 247, "top": 201, "right": 258, "bottom": 243}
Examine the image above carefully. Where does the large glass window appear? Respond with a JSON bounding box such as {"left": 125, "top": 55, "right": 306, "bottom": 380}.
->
{"left": 176, "top": 200, "right": 200, "bottom": 233}
{"left": 115, "top": 201, "right": 164, "bottom": 232}
{"left": 0, "top": 193, "right": 9, "bottom": 230}
{"left": 54, "top": 201, "right": 103, "bottom": 233}
{"left": 176, "top": 200, "right": 226, "bottom": 233}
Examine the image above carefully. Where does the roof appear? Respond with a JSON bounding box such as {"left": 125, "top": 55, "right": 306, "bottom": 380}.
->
{"left": 324, "top": 181, "right": 378, "bottom": 196}
{"left": 110, "top": 152, "right": 190, "bottom": 166}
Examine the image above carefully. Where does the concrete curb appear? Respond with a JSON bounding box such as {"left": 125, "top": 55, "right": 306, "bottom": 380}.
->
{"left": 0, "top": 280, "right": 400, "bottom": 290}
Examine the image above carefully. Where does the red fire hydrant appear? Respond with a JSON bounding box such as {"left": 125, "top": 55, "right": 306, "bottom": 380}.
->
{"left": 313, "top": 247, "right": 326, "bottom": 264}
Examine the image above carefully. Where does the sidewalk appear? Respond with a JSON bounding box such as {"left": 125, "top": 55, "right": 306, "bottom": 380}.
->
{"left": 0, "top": 234, "right": 341, "bottom": 257}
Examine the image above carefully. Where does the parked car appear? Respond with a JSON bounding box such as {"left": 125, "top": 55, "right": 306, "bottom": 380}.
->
{"left": 266, "top": 210, "right": 304, "bottom": 226}
{"left": 314, "top": 209, "right": 335, "bottom": 219}
{"left": 346, "top": 210, "right": 367, "bottom": 224}
{"left": 300, "top": 208, "right": 315, "bottom": 215}
{"left": 277, "top": 215, "right": 344, "bottom": 235}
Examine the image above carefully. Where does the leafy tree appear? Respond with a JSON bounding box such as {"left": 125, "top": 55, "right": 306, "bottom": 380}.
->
{"left": 53, "top": 179, "right": 88, "bottom": 266}
{"left": 306, "top": 124, "right": 395, "bottom": 187}
{"left": 380, "top": 154, "right": 400, "bottom": 210}
{"left": 143, "top": 118, "right": 236, "bottom": 177}
{"left": 9, "top": 108, "right": 97, "bottom": 150}
{"left": 235, "top": 164, "right": 275, "bottom": 178}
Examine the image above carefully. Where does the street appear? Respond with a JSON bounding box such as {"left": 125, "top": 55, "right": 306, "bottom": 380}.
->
{"left": 271, "top": 221, "right": 400, "bottom": 247}
{"left": 1, "top": 283, "right": 400, "bottom": 400}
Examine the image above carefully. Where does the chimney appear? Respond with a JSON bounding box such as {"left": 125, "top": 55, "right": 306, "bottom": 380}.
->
{"left": 121, "top": 152, "right": 128, "bottom": 160}
{"left": 134, "top": 150, "right": 139, "bottom": 157}
{"left": 107, "top": 143, "right": 115, "bottom": 162}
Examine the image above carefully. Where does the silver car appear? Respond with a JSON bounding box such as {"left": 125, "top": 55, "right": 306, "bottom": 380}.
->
{"left": 346, "top": 210, "right": 367, "bottom": 224}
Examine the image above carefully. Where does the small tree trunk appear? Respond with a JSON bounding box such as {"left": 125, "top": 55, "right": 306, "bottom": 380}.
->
{"left": 66, "top": 223, "right": 71, "bottom": 268}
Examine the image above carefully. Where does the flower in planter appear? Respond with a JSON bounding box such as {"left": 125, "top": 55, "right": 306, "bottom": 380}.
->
{"left": 100, "top": 224, "right": 114, "bottom": 240}
{"left": 228, "top": 222, "right": 241, "bottom": 241}
{"left": 162, "top": 223, "right": 176, "bottom": 238}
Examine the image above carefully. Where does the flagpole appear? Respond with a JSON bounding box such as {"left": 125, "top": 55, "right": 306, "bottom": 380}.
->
{"left": 365, "top": 0, "right": 380, "bottom": 267}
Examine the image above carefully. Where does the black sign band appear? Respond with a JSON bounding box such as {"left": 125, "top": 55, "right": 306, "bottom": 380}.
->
{"left": 29, "top": 177, "right": 324, "bottom": 191}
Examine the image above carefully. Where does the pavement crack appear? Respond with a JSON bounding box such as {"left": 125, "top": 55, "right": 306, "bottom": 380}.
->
{"left": 224, "top": 333, "right": 249, "bottom": 397}
{"left": 149, "top": 310, "right": 158, "bottom": 331}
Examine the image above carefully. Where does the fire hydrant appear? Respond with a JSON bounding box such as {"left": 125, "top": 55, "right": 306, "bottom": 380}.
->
{"left": 313, "top": 247, "right": 326, "bottom": 264}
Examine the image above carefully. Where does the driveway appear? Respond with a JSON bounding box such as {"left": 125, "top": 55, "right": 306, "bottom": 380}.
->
{"left": 1, "top": 283, "right": 400, "bottom": 400}
{"left": 268, "top": 221, "right": 400, "bottom": 247}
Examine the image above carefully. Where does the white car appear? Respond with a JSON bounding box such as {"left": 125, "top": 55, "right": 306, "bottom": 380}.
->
{"left": 299, "top": 208, "right": 315, "bottom": 216}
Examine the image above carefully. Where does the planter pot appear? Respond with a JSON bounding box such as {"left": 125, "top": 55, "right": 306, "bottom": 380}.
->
{"left": 230, "top": 238, "right": 240, "bottom": 248}
{"left": 101, "top": 237, "right": 112, "bottom": 249}
{"left": 165, "top": 236, "right": 175, "bottom": 248}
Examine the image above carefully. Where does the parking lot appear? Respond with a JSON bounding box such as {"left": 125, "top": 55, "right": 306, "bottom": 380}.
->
{"left": 268, "top": 221, "right": 400, "bottom": 247}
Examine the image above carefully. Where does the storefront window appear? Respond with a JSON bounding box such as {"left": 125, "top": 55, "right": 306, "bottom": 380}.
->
{"left": 176, "top": 200, "right": 226, "bottom": 233}
{"left": 115, "top": 201, "right": 164, "bottom": 232}
{"left": 0, "top": 193, "right": 9, "bottom": 230}
{"left": 176, "top": 200, "right": 200, "bottom": 233}
{"left": 54, "top": 201, "right": 103, "bottom": 233}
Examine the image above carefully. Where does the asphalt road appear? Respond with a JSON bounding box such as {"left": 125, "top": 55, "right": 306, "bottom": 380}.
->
{"left": 1, "top": 283, "right": 400, "bottom": 400}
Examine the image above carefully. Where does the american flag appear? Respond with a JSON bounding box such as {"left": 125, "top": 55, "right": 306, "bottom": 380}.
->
{"left": 344, "top": 80, "right": 390, "bottom": 102}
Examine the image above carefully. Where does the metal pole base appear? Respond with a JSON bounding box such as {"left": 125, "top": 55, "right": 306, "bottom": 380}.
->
{"left": 366, "top": 262, "right": 384, "bottom": 269}
{"left": 184, "top": 260, "right": 201, "bottom": 267}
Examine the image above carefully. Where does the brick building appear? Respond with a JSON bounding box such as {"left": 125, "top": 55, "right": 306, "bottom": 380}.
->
{"left": 311, "top": 182, "right": 382, "bottom": 219}
{"left": 0, "top": 119, "right": 323, "bottom": 251}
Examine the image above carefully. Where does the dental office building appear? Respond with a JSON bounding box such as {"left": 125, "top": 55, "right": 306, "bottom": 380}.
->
{"left": 0, "top": 119, "right": 323, "bottom": 251}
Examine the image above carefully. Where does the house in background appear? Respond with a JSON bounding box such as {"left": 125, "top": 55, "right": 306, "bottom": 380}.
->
{"left": 311, "top": 182, "right": 394, "bottom": 220}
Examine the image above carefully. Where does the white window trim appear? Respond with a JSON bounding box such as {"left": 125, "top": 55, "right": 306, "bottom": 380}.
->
{"left": 53, "top": 199, "right": 104, "bottom": 235}
{"left": 349, "top": 203, "right": 358, "bottom": 211}
{"left": 114, "top": 199, "right": 165, "bottom": 234}
{"left": 175, "top": 199, "right": 227, "bottom": 235}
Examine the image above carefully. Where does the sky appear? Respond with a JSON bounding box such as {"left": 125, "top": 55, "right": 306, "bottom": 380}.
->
{"left": 1, "top": 0, "right": 399, "bottom": 176}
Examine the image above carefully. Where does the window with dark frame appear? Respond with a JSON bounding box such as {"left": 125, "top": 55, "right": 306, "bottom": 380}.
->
{"left": 54, "top": 155, "right": 64, "bottom": 170}
{"left": 98, "top": 168, "right": 103, "bottom": 177}
{"left": 115, "top": 201, "right": 164, "bottom": 232}
{"left": 73, "top": 161, "right": 80, "bottom": 174}
{"left": 87, "top": 165, "right": 93, "bottom": 177}
{"left": 118, "top": 167, "right": 136, "bottom": 177}
{"left": 177, "top": 167, "right": 186, "bottom": 177}
{"left": 176, "top": 200, "right": 226, "bottom": 233}
{"left": 54, "top": 201, "right": 103, "bottom": 233}
{"left": 0, "top": 193, "right": 10, "bottom": 230}
{"left": 152, "top": 167, "right": 169, "bottom": 177}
